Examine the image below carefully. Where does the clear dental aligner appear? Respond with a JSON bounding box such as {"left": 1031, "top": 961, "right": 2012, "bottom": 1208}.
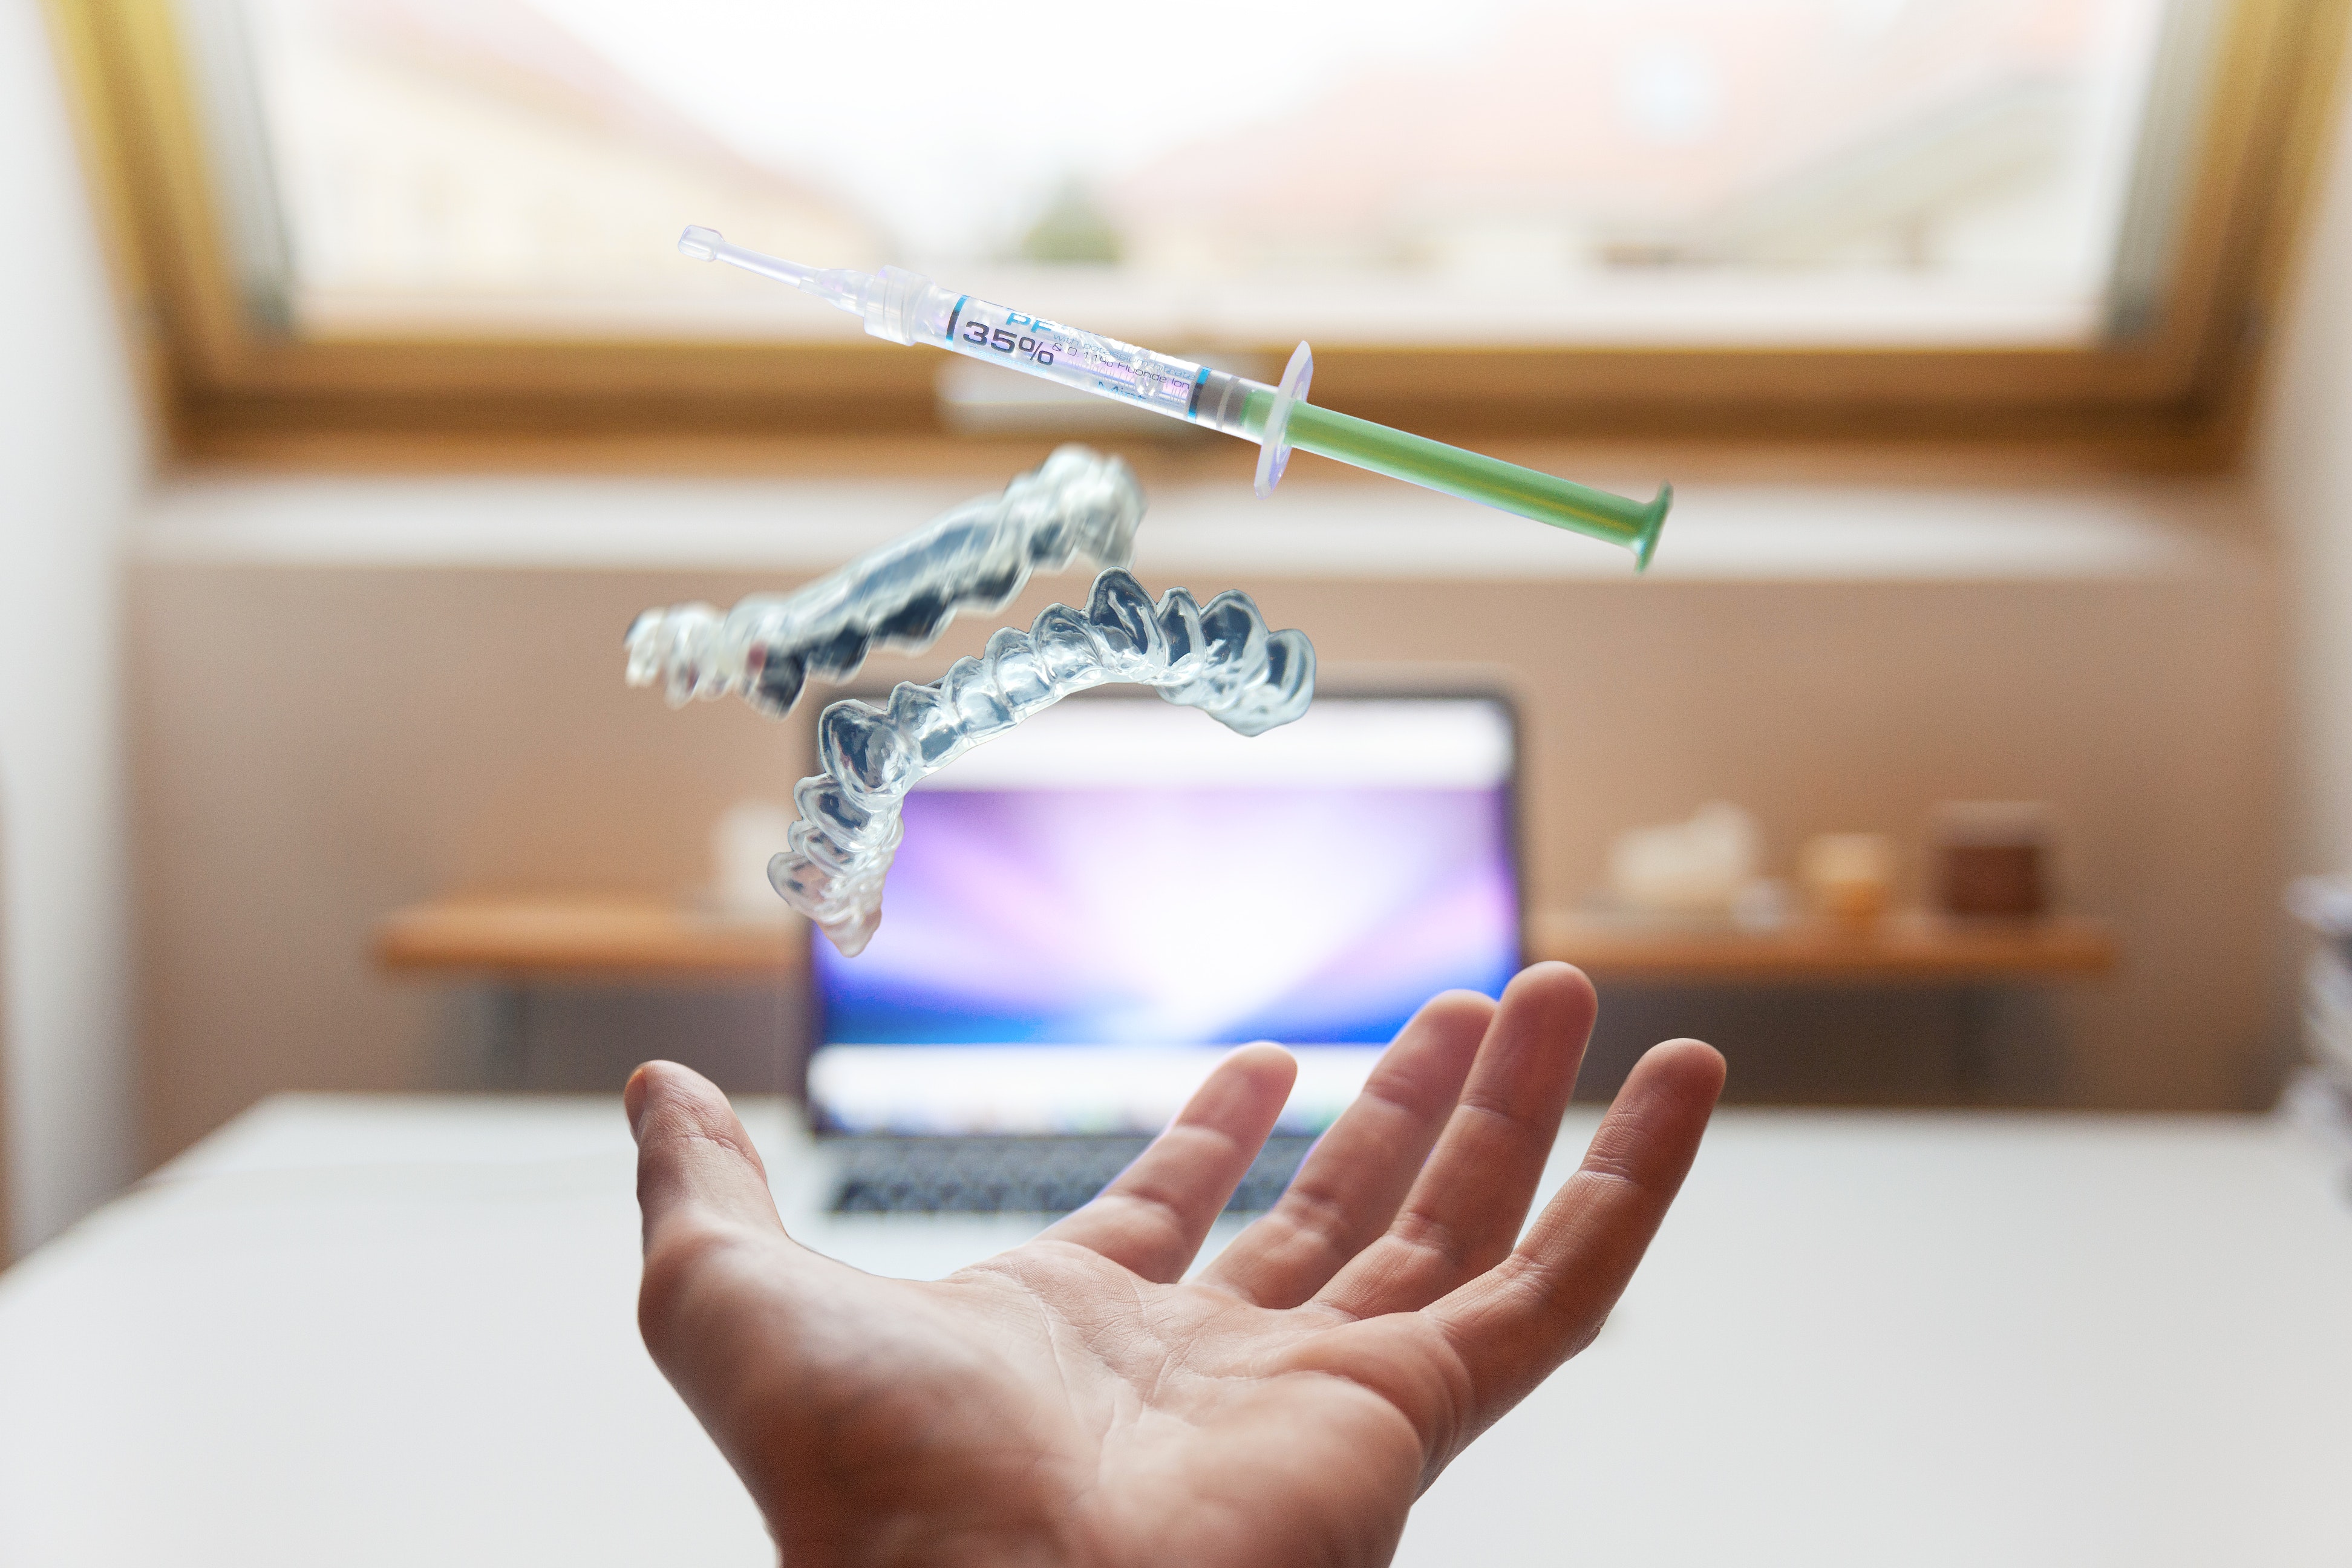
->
{"left": 622, "top": 445, "right": 1145, "bottom": 718}
{"left": 775, "top": 568, "right": 1316, "bottom": 956}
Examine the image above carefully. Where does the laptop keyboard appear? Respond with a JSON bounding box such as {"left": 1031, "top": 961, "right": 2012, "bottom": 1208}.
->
{"left": 828, "top": 1134, "right": 1321, "bottom": 1216}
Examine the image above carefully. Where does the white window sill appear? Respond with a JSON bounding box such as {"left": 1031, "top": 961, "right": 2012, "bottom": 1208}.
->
{"left": 129, "top": 474, "right": 2262, "bottom": 583}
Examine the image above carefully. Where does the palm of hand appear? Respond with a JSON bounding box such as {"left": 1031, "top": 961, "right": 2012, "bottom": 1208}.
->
{"left": 632, "top": 965, "right": 1723, "bottom": 1568}
{"left": 705, "top": 1243, "right": 1440, "bottom": 1564}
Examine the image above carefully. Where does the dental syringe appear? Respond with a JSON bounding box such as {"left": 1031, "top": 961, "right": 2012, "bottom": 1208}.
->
{"left": 679, "top": 226, "right": 1670, "bottom": 569}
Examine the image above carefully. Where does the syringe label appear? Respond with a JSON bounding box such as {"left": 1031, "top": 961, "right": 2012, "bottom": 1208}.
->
{"left": 958, "top": 316, "right": 1058, "bottom": 365}
{"left": 938, "top": 296, "right": 1203, "bottom": 421}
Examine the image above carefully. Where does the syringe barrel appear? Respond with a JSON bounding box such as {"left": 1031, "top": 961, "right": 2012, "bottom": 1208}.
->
{"left": 874, "top": 274, "right": 1234, "bottom": 430}
{"left": 685, "top": 229, "right": 1271, "bottom": 436}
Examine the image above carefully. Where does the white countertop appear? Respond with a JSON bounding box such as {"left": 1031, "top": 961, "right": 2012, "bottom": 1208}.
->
{"left": 2, "top": 1094, "right": 2347, "bottom": 1566}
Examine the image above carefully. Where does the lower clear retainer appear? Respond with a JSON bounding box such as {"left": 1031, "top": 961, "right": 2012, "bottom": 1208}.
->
{"left": 773, "top": 567, "right": 1316, "bottom": 956}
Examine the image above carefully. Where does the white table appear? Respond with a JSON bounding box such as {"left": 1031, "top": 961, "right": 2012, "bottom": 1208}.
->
{"left": 2, "top": 1095, "right": 2348, "bottom": 1566}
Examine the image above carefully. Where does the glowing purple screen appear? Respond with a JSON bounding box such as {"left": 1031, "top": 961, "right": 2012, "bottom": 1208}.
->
{"left": 814, "top": 699, "right": 1518, "bottom": 1048}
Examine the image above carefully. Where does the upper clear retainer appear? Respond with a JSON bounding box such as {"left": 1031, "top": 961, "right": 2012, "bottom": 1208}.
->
{"left": 771, "top": 567, "right": 1316, "bottom": 956}
{"left": 622, "top": 446, "right": 1145, "bottom": 719}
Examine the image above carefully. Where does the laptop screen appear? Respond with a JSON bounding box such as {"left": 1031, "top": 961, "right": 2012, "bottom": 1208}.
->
{"left": 809, "top": 694, "right": 1519, "bottom": 1135}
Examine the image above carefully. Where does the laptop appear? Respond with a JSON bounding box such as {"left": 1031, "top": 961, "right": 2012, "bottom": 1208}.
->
{"left": 805, "top": 689, "right": 1522, "bottom": 1215}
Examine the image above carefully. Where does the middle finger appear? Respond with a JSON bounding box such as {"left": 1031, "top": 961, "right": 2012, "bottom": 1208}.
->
{"left": 1315, "top": 962, "right": 1598, "bottom": 1318}
{"left": 1201, "top": 989, "right": 1493, "bottom": 1308}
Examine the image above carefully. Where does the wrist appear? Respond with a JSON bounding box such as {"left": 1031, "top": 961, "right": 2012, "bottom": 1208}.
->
{"left": 766, "top": 1501, "right": 1079, "bottom": 1568}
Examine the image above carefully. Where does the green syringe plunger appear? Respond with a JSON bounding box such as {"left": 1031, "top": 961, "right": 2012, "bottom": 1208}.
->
{"left": 679, "top": 226, "right": 1669, "bottom": 569}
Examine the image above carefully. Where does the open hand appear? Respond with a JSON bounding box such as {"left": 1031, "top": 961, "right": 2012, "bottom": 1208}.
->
{"left": 628, "top": 962, "right": 1725, "bottom": 1567}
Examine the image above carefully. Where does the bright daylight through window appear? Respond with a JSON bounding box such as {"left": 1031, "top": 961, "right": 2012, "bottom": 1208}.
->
{"left": 200, "top": 0, "right": 2190, "bottom": 348}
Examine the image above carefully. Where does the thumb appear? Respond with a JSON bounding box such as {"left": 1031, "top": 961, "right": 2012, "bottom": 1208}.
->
{"left": 626, "top": 1060, "right": 784, "bottom": 1252}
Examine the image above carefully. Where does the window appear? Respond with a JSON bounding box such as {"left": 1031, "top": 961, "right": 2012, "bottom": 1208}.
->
{"left": 48, "top": 0, "right": 2350, "bottom": 459}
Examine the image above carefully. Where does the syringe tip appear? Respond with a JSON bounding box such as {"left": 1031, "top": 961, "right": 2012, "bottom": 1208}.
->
{"left": 678, "top": 225, "right": 724, "bottom": 261}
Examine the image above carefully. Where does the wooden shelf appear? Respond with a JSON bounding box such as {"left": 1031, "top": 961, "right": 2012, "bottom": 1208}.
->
{"left": 1529, "top": 909, "right": 2116, "bottom": 983}
{"left": 376, "top": 895, "right": 2115, "bottom": 987}
{"left": 374, "top": 895, "right": 804, "bottom": 979}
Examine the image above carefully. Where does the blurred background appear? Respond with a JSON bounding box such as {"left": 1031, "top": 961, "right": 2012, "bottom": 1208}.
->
{"left": 7, "top": 0, "right": 2349, "bottom": 1240}
{"left": 195, "top": 0, "right": 2175, "bottom": 339}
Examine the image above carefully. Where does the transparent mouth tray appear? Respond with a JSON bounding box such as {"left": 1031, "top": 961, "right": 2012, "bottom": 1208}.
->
{"left": 624, "top": 446, "right": 1144, "bottom": 718}
{"left": 773, "top": 567, "right": 1315, "bottom": 955}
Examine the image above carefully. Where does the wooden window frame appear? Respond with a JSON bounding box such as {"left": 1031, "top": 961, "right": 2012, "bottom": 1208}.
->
{"left": 42, "top": 0, "right": 2352, "bottom": 472}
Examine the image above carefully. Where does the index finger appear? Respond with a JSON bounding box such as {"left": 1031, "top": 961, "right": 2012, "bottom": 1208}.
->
{"left": 1036, "top": 1044, "right": 1298, "bottom": 1282}
{"left": 1424, "top": 1037, "right": 1725, "bottom": 1433}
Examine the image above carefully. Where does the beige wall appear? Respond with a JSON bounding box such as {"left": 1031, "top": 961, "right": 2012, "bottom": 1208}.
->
{"left": 2259, "top": 33, "right": 2352, "bottom": 880}
{"left": 128, "top": 516, "right": 2281, "bottom": 1168}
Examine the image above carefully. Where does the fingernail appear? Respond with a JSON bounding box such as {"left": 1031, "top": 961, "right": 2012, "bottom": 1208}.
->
{"left": 622, "top": 1065, "right": 652, "bottom": 1139}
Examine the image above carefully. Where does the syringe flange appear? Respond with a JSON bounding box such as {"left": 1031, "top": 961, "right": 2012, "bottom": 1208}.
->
{"left": 1254, "top": 341, "right": 1315, "bottom": 498}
